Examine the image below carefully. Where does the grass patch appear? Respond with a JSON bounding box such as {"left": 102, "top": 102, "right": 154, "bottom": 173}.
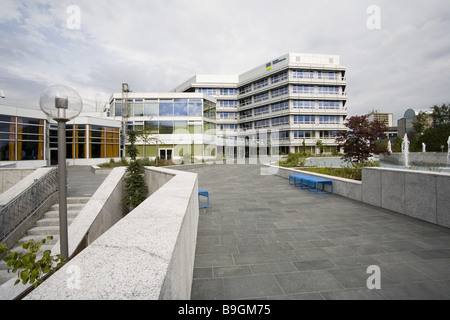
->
{"left": 304, "top": 161, "right": 380, "bottom": 181}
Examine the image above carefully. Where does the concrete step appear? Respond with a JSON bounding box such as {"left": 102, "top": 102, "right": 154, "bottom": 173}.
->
{"left": 49, "top": 204, "right": 86, "bottom": 212}
{"left": 18, "top": 235, "right": 60, "bottom": 246}
{"left": 0, "top": 270, "right": 13, "bottom": 286}
{"left": 0, "top": 260, "right": 8, "bottom": 271}
{"left": 35, "top": 218, "right": 75, "bottom": 228}
{"left": 67, "top": 197, "right": 90, "bottom": 204}
{"left": 9, "top": 244, "right": 54, "bottom": 256}
{"left": 44, "top": 210, "right": 81, "bottom": 219}
{"left": 26, "top": 226, "right": 60, "bottom": 237}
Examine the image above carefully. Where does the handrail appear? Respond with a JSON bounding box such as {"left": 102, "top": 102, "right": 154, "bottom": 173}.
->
{"left": 0, "top": 168, "right": 58, "bottom": 243}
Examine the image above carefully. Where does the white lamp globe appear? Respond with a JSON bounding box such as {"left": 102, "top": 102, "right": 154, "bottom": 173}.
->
{"left": 39, "top": 85, "right": 83, "bottom": 121}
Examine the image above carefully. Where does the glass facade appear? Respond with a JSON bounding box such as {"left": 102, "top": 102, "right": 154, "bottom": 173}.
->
{"left": 49, "top": 124, "right": 120, "bottom": 160}
{"left": 89, "top": 126, "right": 120, "bottom": 159}
{"left": 0, "top": 115, "right": 44, "bottom": 161}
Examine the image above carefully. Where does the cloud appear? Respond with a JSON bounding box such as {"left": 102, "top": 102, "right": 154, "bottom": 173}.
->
{"left": 1, "top": 0, "right": 450, "bottom": 120}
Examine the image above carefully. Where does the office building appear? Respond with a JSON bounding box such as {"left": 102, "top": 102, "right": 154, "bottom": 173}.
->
{"left": 174, "top": 53, "right": 347, "bottom": 156}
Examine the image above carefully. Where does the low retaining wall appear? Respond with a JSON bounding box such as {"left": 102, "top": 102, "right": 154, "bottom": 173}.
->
{"left": 362, "top": 167, "right": 450, "bottom": 228}
{"left": 271, "top": 165, "right": 450, "bottom": 229}
{"left": 380, "top": 153, "right": 449, "bottom": 167}
{"left": 25, "top": 166, "right": 199, "bottom": 300}
{"left": 0, "top": 168, "right": 36, "bottom": 194}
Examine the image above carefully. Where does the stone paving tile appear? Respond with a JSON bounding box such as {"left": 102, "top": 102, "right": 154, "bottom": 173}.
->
{"left": 184, "top": 164, "right": 450, "bottom": 300}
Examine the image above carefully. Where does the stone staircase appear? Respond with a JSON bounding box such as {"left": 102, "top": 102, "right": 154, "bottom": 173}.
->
{"left": 0, "top": 197, "right": 89, "bottom": 286}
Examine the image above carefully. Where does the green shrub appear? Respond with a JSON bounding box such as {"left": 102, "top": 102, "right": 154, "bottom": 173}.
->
{"left": 305, "top": 160, "right": 380, "bottom": 181}
{"left": 0, "top": 237, "right": 66, "bottom": 288}
{"left": 279, "top": 153, "right": 306, "bottom": 168}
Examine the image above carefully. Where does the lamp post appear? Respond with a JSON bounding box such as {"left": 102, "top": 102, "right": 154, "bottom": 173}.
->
{"left": 39, "top": 85, "right": 82, "bottom": 260}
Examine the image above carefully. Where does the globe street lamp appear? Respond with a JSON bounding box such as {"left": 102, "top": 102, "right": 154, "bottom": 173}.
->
{"left": 39, "top": 85, "right": 82, "bottom": 260}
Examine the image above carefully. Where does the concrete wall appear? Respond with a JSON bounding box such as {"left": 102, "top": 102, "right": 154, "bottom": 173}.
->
{"left": 381, "top": 153, "right": 449, "bottom": 167}
{"left": 25, "top": 166, "right": 199, "bottom": 300}
{"left": 57, "top": 167, "right": 127, "bottom": 257}
{"left": 272, "top": 165, "right": 450, "bottom": 229}
{"left": 362, "top": 167, "right": 450, "bottom": 228}
{"left": 0, "top": 169, "right": 36, "bottom": 194}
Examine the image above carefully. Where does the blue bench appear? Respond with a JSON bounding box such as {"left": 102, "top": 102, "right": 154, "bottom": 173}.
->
{"left": 289, "top": 174, "right": 309, "bottom": 186}
{"left": 289, "top": 174, "right": 333, "bottom": 194}
{"left": 198, "top": 189, "right": 209, "bottom": 208}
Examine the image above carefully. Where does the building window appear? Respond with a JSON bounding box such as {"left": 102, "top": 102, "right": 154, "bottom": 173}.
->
{"left": 240, "top": 122, "right": 253, "bottom": 131}
{"left": 319, "top": 116, "right": 341, "bottom": 124}
{"left": 159, "top": 100, "right": 174, "bottom": 117}
{"left": 293, "top": 86, "right": 315, "bottom": 94}
{"left": 294, "top": 131, "right": 313, "bottom": 139}
{"left": 219, "top": 112, "right": 238, "bottom": 120}
{"left": 239, "top": 97, "right": 252, "bottom": 107}
{"left": 254, "top": 92, "right": 269, "bottom": 103}
{"left": 318, "top": 72, "right": 338, "bottom": 80}
{"left": 271, "top": 72, "right": 288, "bottom": 84}
{"left": 89, "top": 125, "right": 120, "bottom": 159}
{"left": 219, "top": 89, "right": 238, "bottom": 96}
{"left": 254, "top": 106, "right": 270, "bottom": 116}
{"left": 198, "top": 88, "right": 217, "bottom": 95}
{"left": 0, "top": 116, "right": 44, "bottom": 161}
{"left": 272, "top": 116, "right": 289, "bottom": 126}
{"left": 272, "top": 131, "right": 289, "bottom": 140}
{"left": 144, "top": 99, "right": 159, "bottom": 117}
{"left": 159, "top": 121, "right": 174, "bottom": 134}
{"left": 271, "top": 101, "right": 289, "bottom": 112}
{"left": 271, "top": 86, "right": 289, "bottom": 98}
{"left": 132, "top": 99, "right": 144, "bottom": 117}
{"left": 320, "top": 131, "right": 339, "bottom": 138}
{"left": 319, "top": 101, "right": 340, "bottom": 109}
{"left": 293, "top": 70, "right": 314, "bottom": 79}
{"left": 318, "top": 86, "right": 339, "bottom": 95}
{"left": 188, "top": 99, "right": 203, "bottom": 117}
{"left": 240, "top": 110, "right": 253, "bottom": 119}
{"left": 114, "top": 100, "right": 123, "bottom": 116}
{"left": 294, "top": 115, "right": 316, "bottom": 124}
{"left": 255, "top": 119, "right": 270, "bottom": 129}
{"left": 293, "top": 100, "right": 315, "bottom": 109}
{"left": 67, "top": 125, "right": 87, "bottom": 159}
{"left": 239, "top": 85, "right": 252, "bottom": 95}
{"left": 219, "top": 100, "right": 238, "bottom": 108}
{"left": 253, "top": 78, "right": 269, "bottom": 90}
{"left": 174, "top": 99, "right": 189, "bottom": 116}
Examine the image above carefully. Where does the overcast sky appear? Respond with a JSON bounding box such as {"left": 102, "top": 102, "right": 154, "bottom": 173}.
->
{"left": 1, "top": 0, "right": 450, "bottom": 121}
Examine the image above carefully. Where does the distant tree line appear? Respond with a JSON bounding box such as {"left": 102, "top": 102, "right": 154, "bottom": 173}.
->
{"left": 409, "top": 103, "right": 450, "bottom": 152}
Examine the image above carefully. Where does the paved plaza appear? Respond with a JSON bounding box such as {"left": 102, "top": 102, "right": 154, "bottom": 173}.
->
{"left": 181, "top": 164, "right": 450, "bottom": 300}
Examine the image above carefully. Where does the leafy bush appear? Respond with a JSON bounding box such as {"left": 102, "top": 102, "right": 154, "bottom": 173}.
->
{"left": 0, "top": 237, "right": 66, "bottom": 288}
{"left": 279, "top": 153, "right": 306, "bottom": 168}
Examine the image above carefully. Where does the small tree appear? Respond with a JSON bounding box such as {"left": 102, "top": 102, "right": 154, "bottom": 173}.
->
{"left": 336, "top": 115, "right": 388, "bottom": 163}
{"left": 122, "top": 130, "right": 148, "bottom": 211}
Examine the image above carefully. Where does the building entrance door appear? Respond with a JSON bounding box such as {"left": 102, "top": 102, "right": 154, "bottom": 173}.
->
{"left": 159, "top": 149, "right": 173, "bottom": 161}
{"left": 50, "top": 149, "right": 58, "bottom": 166}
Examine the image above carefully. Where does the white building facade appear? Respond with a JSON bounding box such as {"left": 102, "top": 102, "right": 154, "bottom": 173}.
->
{"left": 107, "top": 53, "right": 347, "bottom": 161}
{"left": 174, "top": 53, "right": 347, "bottom": 157}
